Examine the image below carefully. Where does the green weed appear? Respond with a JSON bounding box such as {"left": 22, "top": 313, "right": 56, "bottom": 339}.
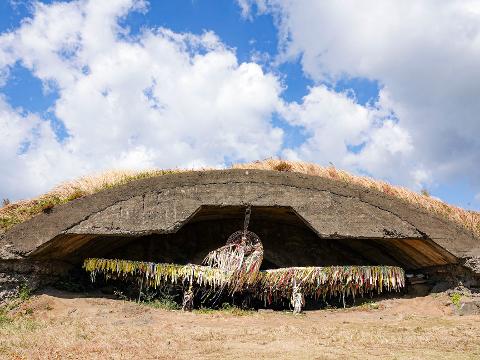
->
{"left": 18, "top": 284, "right": 31, "bottom": 301}
{"left": 450, "top": 292, "right": 462, "bottom": 309}
{"left": 145, "top": 298, "right": 180, "bottom": 311}
{"left": 194, "top": 303, "right": 253, "bottom": 316}
{"left": 360, "top": 300, "right": 380, "bottom": 310}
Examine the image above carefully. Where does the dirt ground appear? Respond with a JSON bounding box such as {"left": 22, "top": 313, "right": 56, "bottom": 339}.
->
{"left": 1, "top": 290, "right": 480, "bottom": 360}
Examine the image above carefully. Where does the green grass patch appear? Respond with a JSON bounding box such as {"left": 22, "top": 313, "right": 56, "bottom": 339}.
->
{"left": 143, "top": 298, "right": 180, "bottom": 311}
{"left": 18, "top": 284, "right": 31, "bottom": 302}
{"left": 450, "top": 292, "right": 462, "bottom": 309}
{"left": 194, "top": 303, "right": 254, "bottom": 316}
{"left": 359, "top": 300, "right": 380, "bottom": 310}
{"left": 0, "top": 303, "right": 40, "bottom": 333}
{"left": 0, "top": 316, "right": 40, "bottom": 333}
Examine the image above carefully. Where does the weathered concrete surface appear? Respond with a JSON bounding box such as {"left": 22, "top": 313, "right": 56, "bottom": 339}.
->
{"left": 0, "top": 260, "right": 68, "bottom": 303}
{"left": 2, "top": 170, "right": 479, "bottom": 258}
{"left": 1, "top": 169, "right": 480, "bottom": 302}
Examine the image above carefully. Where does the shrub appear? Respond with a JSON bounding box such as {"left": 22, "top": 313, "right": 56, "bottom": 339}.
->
{"left": 273, "top": 161, "right": 293, "bottom": 172}
{"left": 421, "top": 188, "right": 430, "bottom": 197}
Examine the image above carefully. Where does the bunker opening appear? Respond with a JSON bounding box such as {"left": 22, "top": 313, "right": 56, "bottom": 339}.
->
{"left": 31, "top": 205, "right": 458, "bottom": 312}
{"left": 34, "top": 206, "right": 455, "bottom": 270}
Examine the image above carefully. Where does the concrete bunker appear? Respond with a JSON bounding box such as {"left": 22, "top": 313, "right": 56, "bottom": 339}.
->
{"left": 1, "top": 169, "right": 480, "bottom": 305}
{"left": 30, "top": 205, "right": 456, "bottom": 273}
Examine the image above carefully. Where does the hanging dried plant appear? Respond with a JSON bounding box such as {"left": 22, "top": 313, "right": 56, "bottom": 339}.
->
{"left": 83, "top": 208, "right": 405, "bottom": 309}
{"left": 203, "top": 230, "right": 264, "bottom": 292}
{"left": 83, "top": 258, "right": 404, "bottom": 305}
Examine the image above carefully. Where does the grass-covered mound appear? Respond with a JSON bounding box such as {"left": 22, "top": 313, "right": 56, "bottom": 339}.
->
{"left": 1, "top": 159, "right": 479, "bottom": 236}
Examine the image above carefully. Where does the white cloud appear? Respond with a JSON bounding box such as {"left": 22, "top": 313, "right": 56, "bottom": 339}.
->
{"left": 280, "top": 86, "right": 374, "bottom": 164}
{"left": 4, "top": 0, "right": 480, "bottom": 202}
{"left": 244, "top": 0, "right": 480, "bottom": 191}
{"left": 0, "top": 96, "right": 72, "bottom": 200}
{"left": 0, "top": 0, "right": 284, "bottom": 200}
{"left": 237, "top": 0, "right": 252, "bottom": 18}
{"left": 279, "top": 85, "right": 418, "bottom": 185}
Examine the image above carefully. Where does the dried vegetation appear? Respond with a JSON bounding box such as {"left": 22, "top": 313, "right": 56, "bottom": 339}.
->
{"left": 234, "top": 159, "right": 480, "bottom": 237}
{"left": 1, "top": 293, "right": 479, "bottom": 359}
{"left": 1, "top": 159, "right": 479, "bottom": 237}
{"left": 0, "top": 169, "right": 186, "bottom": 233}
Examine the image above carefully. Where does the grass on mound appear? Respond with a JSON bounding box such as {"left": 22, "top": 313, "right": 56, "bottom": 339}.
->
{"left": 234, "top": 159, "right": 480, "bottom": 237}
{"left": 1, "top": 159, "right": 479, "bottom": 237}
{"left": 0, "top": 169, "right": 187, "bottom": 233}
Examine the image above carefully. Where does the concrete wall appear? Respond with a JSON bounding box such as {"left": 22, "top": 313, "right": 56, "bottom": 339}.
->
{"left": 1, "top": 169, "right": 480, "bottom": 301}
{"left": 2, "top": 169, "right": 478, "bottom": 259}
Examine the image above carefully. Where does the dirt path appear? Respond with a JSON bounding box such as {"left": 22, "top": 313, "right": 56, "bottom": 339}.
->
{"left": 1, "top": 290, "right": 479, "bottom": 359}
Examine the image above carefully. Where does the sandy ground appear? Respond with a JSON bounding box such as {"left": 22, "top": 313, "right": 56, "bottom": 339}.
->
{"left": 1, "top": 290, "right": 480, "bottom": 360}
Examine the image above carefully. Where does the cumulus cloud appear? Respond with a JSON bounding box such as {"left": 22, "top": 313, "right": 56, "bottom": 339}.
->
{"left": 3, "top": 0, "right": 479, "bottom": 203}
{"left": 243, "top": 0, "right": 480, "bottom": 192}
{"left": 279, "top": 85, "right": 420, "bottom": 185}
{"left": 0, "top": 0, "right": 284, "bottom": 200}
{"left": 0, "top": 96, "right": 73, "bottom": 199}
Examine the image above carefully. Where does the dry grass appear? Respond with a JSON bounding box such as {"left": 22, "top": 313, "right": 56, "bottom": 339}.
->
{"left": 1, "top": 159, "right": 479, "bottom": 237}
{"left": 0, "top": 169, "right": 189, "bottom": 233}
{"left": 233, "top": 159, "right": 480, "bottom": 237}
{"left": 1, "top": 292, "right": 479, "bottom": 359}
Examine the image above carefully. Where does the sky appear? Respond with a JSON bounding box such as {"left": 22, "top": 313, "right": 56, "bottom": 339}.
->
{"left": 0, "top": 0, "right": 479, "bottom": 211}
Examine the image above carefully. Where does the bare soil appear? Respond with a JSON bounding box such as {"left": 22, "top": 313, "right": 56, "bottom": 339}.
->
{"left": 1, "top": 290, "right": 479, "bottom": 359}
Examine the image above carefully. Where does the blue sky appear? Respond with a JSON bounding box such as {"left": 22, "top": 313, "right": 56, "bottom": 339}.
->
{"left": 0, "top": 0, "right": 479, "bottom": 211}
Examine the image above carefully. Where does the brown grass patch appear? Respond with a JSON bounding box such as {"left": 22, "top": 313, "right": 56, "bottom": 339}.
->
{"left": 1, "top": 293, "right": 479, "bottom": 359}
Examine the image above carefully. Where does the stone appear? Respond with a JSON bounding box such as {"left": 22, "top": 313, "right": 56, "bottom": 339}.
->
{"left": 454, "top": 301, "right": 480, "bottom": 316}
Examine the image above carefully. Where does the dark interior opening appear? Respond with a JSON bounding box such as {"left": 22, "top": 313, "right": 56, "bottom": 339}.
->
{"left": 30, "top": 205, "right": 466, "bottom": 308}
{"left": 34, "top": 205, "right": 457, "bottom": 273}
